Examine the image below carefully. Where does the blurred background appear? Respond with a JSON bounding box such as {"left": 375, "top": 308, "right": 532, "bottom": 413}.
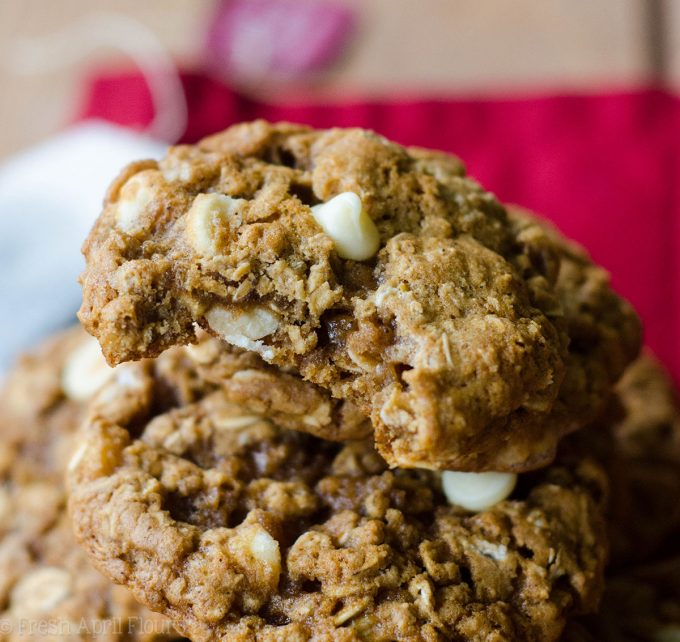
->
{"left": 1, "top": 0, "right": 676, "bottom": 157}
{"left": 0, "top": 0, "right": 678, "bottom": 380}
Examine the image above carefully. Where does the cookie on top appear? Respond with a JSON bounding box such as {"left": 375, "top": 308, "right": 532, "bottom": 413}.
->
{"left": 79, "top": 121, "right": 640, "bottom": 472}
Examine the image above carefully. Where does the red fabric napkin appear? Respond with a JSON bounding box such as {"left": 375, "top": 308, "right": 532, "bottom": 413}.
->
{"left": 79, "top": 72, "right": 680, "bottom": 383}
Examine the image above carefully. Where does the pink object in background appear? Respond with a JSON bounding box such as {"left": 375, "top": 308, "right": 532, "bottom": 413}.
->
{"left": 203, "top": 0, "right": 355, "bottom": 80}
{"left": 78, "top": 73, "right": 680, "bottom": 385}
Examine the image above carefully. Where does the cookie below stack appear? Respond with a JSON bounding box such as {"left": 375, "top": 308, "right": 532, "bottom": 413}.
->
{"left": 567, "top": 356, "right": 680, "bottom": 642}
{"left": 67, "top": 340, "right": 608, "bottom": 641}
{"left": 0, "top": 328, "right": 180, "bottom": 642}
{"left": 0, "top": 327, "right": 678, "bottom": 641}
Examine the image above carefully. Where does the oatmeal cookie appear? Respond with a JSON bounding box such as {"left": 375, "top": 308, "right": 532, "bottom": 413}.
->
{"left": 603, "top": 355, "right": 680, "bottom": 567}
{"left": 68, "top": 349, "right": 608, "bottom": 642}
{"left": 78, "top": 121, "right": 640, "bottom": 472}
{"left": 547, "top": 353, "right": 680, "bottom": 569}
{"left": 0, "top": 327, "right": 179, "bottom": 641}
{"left": 506, "top": 207, "right": 642, "bottom": 442}
{"left": 544, "top": 355, "right": 680, "bottom": 641}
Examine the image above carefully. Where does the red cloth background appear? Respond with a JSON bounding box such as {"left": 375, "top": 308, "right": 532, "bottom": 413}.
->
{"left": 79, "top": 72, "right": 680, "bottom": 383}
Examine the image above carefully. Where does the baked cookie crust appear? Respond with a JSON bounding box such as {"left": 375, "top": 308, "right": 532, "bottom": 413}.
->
{"left": 78, "top": 121, "right": 639, "bottom": 472}
{"left": 68, "top": 347, "right": 608, "bottom": 642}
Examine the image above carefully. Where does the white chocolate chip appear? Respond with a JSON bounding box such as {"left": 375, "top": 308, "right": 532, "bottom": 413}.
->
{"left": 249, "top": 528, "right": 280, "bottom": 566}
{"left": 61, "top": 337, "right": 114, "bottom": 401}
{"left": 205, "top": 305, "right": 278, "bottom": 361}
{"left": 113, "top": 363, "right": 146, "bottom": 390}
{"left": 441, "top": 470, "right": 517, "bottom": 512}
{"left": 115, "top": 173, "right": 156, "bottom": 234}
{"left": 162, "top": 161, "right": 194, "bottom": 183}
{"left": 229, "top": 524, "right": 281, "bottom": 589}
{"left": 92, "top": 363, "right": 145, "bottom": 408}
{"left": 186, "top": 193, "right": 245, "bottom": 256}
{"left": 311, "top": 192, "right": 380, "bottom": 261}
{"left": 11, "top": 567, "right": 72, "bottom": 613}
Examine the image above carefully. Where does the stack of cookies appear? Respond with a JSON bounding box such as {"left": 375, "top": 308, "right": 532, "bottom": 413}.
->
{"left": 1, "top": 122, "right": 679, "bottom": 641}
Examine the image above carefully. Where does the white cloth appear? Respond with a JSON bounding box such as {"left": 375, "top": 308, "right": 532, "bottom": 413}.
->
{"left": 0, "top": 121, "right": 166, "bottom": 372}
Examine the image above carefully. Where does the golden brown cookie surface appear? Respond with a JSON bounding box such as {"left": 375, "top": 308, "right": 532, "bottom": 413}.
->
{"left": 68, "top": 349, "right": 608, "bottom": 642}
{"left": 79, "top": 121, "right": 640, "bottom": 472}
{"left": 187, "top": 330, "right": 371, "bottom": 442}
{"left": 0, "top": 328, "right": 179, "bottom": 642}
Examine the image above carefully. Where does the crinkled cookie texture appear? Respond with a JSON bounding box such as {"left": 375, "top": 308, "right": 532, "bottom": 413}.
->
{"left": 68, "top": 350, "right": 608, "bottom": 642}
{"left": 188, "top": 330, "right": 371, "bottom": 442}
{"left": 506, "top": 207, "right": 641, "bottom": 443}
{"left": 79, "top": 120, "right": 640, "bottom": 472}
{"left": 0, "top": 328, "right": 179, "bottom": 641}
{"left": 542, "top": 353, "right": 680, "bottom": 570}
